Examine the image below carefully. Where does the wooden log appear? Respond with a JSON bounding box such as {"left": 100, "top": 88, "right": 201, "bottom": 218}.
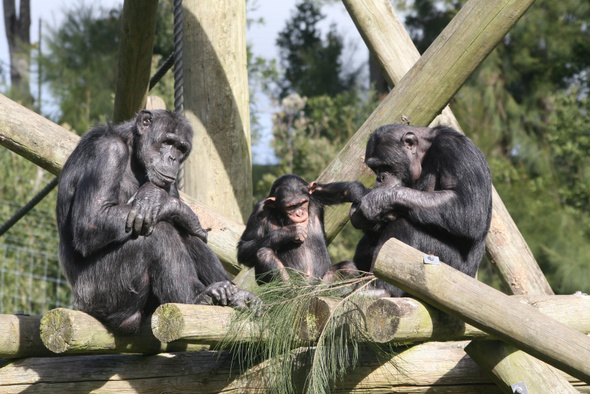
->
{"left": 39, "top": 308, "right": 206, "bottom": 355}
{"left": 340, "top": 0, "right": 551, "bottom": 297}
{"left": 299, "top": 296, "right": 374, "bottom": 342}
{"left": 465, "top": 340, "right": 579, "bottom": 394}
{"left": 0, "top": 314, "right": 52, "bottom": 359}
{"left": 113, "top": 0, "right": 158, "bottom": 123}
{"left": 366, "top": 294, "right": 590, "bottom": 344}
{"left": 182, "top": 0, "right": 252, "bottom": 223}
{"left": 0, "top": 96, "right": 246, "bottom": 275}
{"left": 373, "top": 237, "right": 590, "bottom": 383}
{"left": 1, "top": 342, "right": 587, "bottom": 393}
{"left": 151, "top": 303, "right": 260, "bottom": 344}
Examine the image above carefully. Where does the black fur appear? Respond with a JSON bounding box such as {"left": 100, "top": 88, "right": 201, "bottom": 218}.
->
{"left": 350, "top": 124, "right": 493, "bottom": 296}
{"left": 238, "top": 174, "right": 367, "bottom": 284}
{"left": 57, "top": 110, "right": 257, "bottom": 334}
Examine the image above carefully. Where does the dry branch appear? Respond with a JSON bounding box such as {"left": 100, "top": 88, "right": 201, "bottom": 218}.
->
{"left": 374, "top": 237, "right": 590, "bottom": 383}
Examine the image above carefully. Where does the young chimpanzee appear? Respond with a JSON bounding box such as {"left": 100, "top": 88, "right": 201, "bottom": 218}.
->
{"left": 237, "top": 175, "right": 366, "bottom": 284}
{"left": 57, "top": 109, "right": 258, "bottom": 334}
{"left": 349, "top": 123, "right": 493, "bottom": 296}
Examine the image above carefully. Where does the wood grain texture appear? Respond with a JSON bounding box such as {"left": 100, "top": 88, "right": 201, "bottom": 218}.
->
{"left": 374, "top": 237, "right": 590, "bottom": 383}
{"left": 182, "top": 0, "right": 252, "bottom": 224}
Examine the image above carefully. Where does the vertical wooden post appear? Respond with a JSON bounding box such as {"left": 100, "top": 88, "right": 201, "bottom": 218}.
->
{"left": 181, "top": 1, "right": 252, "bottom": 223}
{"left": 113, "top": 0, "right": 159, "bottom": 123}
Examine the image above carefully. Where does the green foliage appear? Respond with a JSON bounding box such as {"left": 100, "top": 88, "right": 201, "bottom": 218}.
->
{"left": 276, "top": 0, "right": 358, "bottom": 99}
{"left": 221, "top": 274, "right": 395, "bottom": 394}
{"left": 41, "top": 4, "right": 121, "bottom": 133}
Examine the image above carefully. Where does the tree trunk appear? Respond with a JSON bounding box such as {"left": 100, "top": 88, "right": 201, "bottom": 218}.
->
{"left": 3, "top": 0, "right": 32, "bottom": 106}
{"left": 181, "top": 0, "right": 252, "bottom": 224}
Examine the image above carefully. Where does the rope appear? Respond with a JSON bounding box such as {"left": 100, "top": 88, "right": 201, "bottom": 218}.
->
{"left": 173, "top": 0, "right": 185, "bottom": 190}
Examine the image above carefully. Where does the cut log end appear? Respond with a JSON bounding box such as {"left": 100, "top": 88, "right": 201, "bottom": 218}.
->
{"left": 40, "top": 308, "right": 74, "bottom": 354}
{"left": 152, "top": 304, "right": 185, "bottom": 343}
{"left": 366, "top": 298, "right": 402, "bottom": 343}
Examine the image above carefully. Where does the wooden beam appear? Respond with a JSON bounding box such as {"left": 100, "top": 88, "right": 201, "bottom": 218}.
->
{"left": 1, "top": 342, "right": 586, "bottom": 392}
{"left": 340, "top": 0, "right": 551, "bottom": 296}
{"left": 151, "top": 303, "right": 260, "bottom": 344}
{"left": 373, "top": 237, "right": 590, "bottom": 383}
{"left": 0, "top": 314, "right": 52, "bottom": 359}
{"left": 465, "top": 340, "right": 580, "bottom": 394}
{"left": 365, "top": 295, "right": 590, "bottom": 344}
{"left": 113, "top": 0, "right": 159, "bottom": 123}
{"left": 181, "top": 0, "right": 252, "bottom": 223}
{"left": 39, "top": 308, "right": 205, "bottom": 355}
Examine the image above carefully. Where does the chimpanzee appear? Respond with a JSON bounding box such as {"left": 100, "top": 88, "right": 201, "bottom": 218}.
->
{"left": 237, "top": 175, "right": 367, "bottom": 284}
{"left": 350, "top": 123, "right": 493, "bottom": 296}
{"left": 56, "top": 109, "right": 258, "bottom": 334}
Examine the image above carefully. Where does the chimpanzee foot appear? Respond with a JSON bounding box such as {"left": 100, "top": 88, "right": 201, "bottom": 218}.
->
{"left": 194, "top": 280, "right": 237, "bottom": 306}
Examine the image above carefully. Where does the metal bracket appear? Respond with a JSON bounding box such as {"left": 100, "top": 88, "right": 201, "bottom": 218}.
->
{"left": 423, "top": 255, "right": 440, "bottom": 265}
{"left": 511, "top": 382, "right": 528, "bottom": 394}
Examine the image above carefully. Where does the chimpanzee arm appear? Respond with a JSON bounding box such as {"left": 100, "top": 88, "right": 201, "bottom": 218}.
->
{"left": 67, "top": 137, "right": 135, "bottom": 257}
{"left": 357, "top": 141, "right": 491, "bottom": 239}
{"left": 313, "top": 181, "right": 371, "bottom": 205}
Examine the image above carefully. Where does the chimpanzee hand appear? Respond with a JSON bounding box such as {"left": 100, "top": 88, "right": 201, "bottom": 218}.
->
{"left": 194, "top": 280, "right": 237, "bottom": 306}
{"left": 158, "top": 198, "right": 208, "bottom": 243}
{"left": 290, "top": 223, "right": 308, "bottom": 243}
{"left": 356, "top": 187, "right": 399, "bottom": 223}
{"left": 126, "top": 182, "right": 169, "bottom": 236}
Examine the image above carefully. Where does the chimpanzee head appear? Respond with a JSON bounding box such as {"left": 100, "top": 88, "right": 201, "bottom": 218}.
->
{"left": 133, "top": 110, "right": 193, "bottom": 188}
{"left": 365, "top": 124, "right": 432, "bottom": 188}
{"left": 265, "top": 174, "right": 317, "bottom": 224}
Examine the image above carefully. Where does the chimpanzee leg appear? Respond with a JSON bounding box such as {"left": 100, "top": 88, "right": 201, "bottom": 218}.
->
{"left": 73, "top": 239, "right": 152, "bottom": 334}
{"left": 147, "top": 222, "right": 210, "bottom": 304}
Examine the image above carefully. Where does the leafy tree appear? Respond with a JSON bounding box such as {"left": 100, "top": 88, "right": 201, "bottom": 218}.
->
{"left": 275, "top": 0, "right": 357, "bottom": 99}
{"left": 41, "top": 5, "right": 121, "bottom": 133}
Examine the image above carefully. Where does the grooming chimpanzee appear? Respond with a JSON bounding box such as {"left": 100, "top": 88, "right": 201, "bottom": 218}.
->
{"left": 237, "top": 174, "right": 366, "bottom": 284}
{"left": 57, "top": 109, "right": 258, "bottom": 334}
{"left": 350, "top": 123, "right": 493, "bottom": 296}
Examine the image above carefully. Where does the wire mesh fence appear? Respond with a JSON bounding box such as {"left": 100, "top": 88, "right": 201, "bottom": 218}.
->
{"left": 0, "top": 243, "right": 72, "bottom": 315}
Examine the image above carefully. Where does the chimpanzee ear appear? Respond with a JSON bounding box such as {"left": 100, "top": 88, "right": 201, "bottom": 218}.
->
{"left": 308, "top": 181, "right": 318, "bottom": 194}
{"left": 264, "top": 196, "right": 276, "bottom": 208}
{"left": 402, "top": 132, "right": 419, "bottom": 154}
{"left": 136, "top": 110, "right": 153, "bottom": 135}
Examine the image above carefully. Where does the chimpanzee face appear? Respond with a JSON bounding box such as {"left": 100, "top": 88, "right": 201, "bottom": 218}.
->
{"left": 265, "top": 175, "right": 313, "bottom": 224}
{"left": 366, "top": 125, "right": 422, "bottom": 188}
{"left": 135, "top": 110, "right": 193, "bottom": 188}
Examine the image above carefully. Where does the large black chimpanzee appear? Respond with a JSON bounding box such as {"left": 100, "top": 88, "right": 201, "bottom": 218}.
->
{"left": 350, "top": 123, "right": 493, "bottom": 296}
{"left": 57, "top": 109, "right": 258, "bottom": 334}
{"left": 237, "top": 175, "right": 366, "bottom": 284}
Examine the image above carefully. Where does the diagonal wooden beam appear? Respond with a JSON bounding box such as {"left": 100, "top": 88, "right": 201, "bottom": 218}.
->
{"left": 322, "top": 0, "right": 552, "bottom": 295}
